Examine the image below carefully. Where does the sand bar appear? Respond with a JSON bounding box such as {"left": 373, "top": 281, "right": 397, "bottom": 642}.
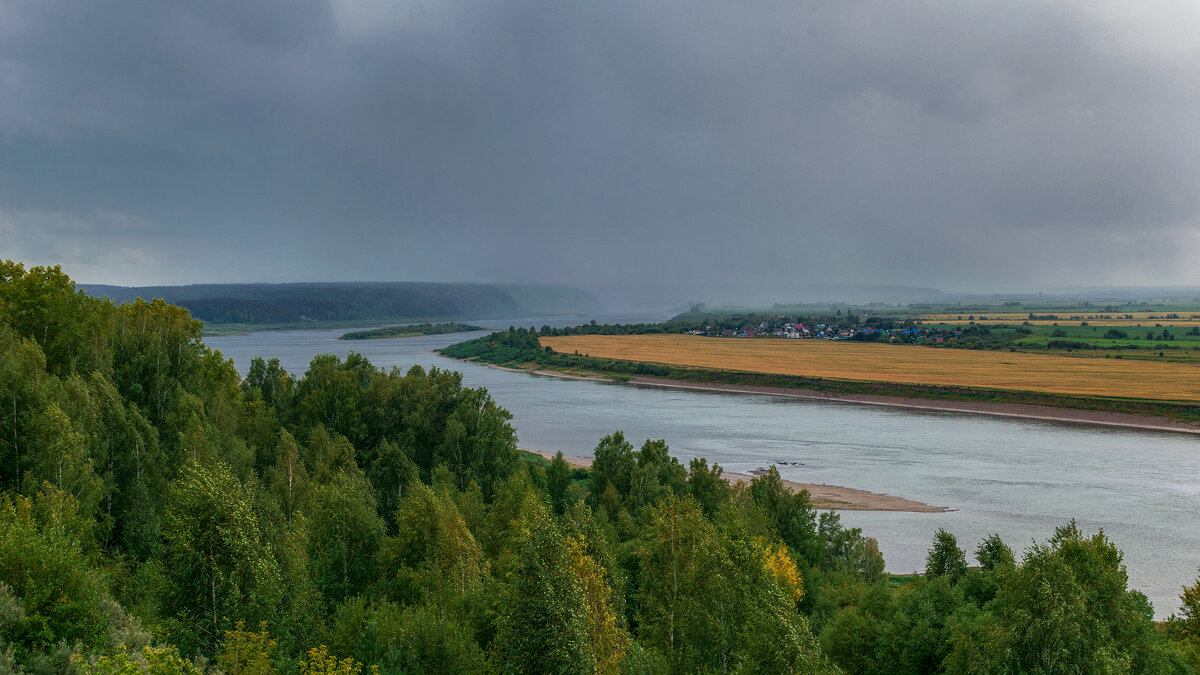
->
{"left": 524, "top": 449, "right": 948, "bottom": 513}
{"left": 626, "top": 377, "right": 1200, "bottom": 435}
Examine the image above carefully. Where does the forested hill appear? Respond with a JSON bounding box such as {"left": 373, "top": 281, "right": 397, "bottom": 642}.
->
{"left": 81, "top": 281, "right": 600, "bottom": 325}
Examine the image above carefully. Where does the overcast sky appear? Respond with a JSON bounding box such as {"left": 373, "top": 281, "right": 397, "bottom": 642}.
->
{"left": 2, "top": 0, "right": 1199, "bottom": 296}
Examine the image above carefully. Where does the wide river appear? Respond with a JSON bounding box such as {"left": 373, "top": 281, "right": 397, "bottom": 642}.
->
{"left": 207, "top": 318, "right": 1200, "bottom": 618}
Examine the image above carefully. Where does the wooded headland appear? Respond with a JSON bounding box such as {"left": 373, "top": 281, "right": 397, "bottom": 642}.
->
{"left": 82, "top": 281, "right": 599, "bottom": 330}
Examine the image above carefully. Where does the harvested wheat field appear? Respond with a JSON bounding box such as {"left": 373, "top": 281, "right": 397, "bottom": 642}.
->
{"left": 541, "top": 334, "right": 1200, "bottom": 402}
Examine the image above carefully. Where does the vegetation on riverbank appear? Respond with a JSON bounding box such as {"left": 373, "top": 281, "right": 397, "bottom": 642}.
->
{"left": 3, "top": 261, "right": 1200, "bottom": 673}
{"left": 523, "top": 304, "right": 1200, "bottom": 364}
{"left": 441, "top": 328, "right": 1200, "bottom": 423}
{"left": 541, "top": 334, "right": 1200, "bottom": 402}
{"left": 339, "top": 322, "right": 484, "bottom": 340}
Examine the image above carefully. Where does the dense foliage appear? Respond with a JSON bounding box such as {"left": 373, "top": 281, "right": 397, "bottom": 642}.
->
{"left": 1, "top": 261, "right": 1198, "bottom": 673}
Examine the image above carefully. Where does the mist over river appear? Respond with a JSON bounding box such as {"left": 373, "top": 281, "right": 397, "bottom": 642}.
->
{"left": 208, "top": 318, "right": 1200, "bottom": 618}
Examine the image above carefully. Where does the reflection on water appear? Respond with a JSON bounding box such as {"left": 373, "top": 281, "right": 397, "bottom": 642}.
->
{"left": 207, "top": 318, "right": 1200, "bottom": 618}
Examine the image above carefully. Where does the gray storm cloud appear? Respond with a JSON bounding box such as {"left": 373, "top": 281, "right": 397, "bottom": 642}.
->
{"left": 1, "top": 0, "right": 1198, "bottom": 296}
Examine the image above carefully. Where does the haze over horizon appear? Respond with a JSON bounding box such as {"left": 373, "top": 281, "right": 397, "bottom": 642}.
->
{"left": 3, "top": 1, "right": 1199, "bottom": 294}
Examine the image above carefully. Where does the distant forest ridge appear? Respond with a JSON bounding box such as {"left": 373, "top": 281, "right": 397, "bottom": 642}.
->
{"left": 81, "top": 281, "right": 601, "bottom": 324}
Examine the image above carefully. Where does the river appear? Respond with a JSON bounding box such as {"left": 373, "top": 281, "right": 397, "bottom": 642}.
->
{"left": 206, "top": 319, "right": 1200, "bottom": 618}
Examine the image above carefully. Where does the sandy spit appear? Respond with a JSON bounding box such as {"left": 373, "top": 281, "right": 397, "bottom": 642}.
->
{"left": 626, "top": 377, "right": 1200, "bottom": 435}
{"left": 523, "top": 449, "right": 947, "bottom": 513}
{"left": 453, "top": 356, "right": 1200, "bottom": 435}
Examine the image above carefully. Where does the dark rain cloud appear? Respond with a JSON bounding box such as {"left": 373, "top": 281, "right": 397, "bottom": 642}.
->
{"left": 1, "top": 0, "right": 1198, "bottom": 296}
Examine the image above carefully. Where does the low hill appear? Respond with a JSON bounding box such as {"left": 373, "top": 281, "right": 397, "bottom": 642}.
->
{"left": 82, "top": 281, "right": 600, "bottom": 325}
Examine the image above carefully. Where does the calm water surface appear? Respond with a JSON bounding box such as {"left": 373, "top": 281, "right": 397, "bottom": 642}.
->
{"left": 207, "top": 320, "right": 1200, "bottom": 618}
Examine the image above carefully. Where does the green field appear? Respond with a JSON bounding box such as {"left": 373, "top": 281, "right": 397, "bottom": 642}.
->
{"left": 917, "top": 321, "right": 1200, "bottom": 361}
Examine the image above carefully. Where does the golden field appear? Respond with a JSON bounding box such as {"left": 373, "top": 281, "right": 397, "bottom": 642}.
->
{"left": 541, "top": 334, "right": 1200, "bottom": 402}
{"left": 917, "top": 311, "right": 1200, "bottom": 327}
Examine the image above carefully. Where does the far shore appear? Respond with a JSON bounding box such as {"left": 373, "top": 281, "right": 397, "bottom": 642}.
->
{"left": 523, "top": 449, "right": 948, "bottom": 513}
{"left": 454, "top": 356, "right": 1200, "bottom": 436}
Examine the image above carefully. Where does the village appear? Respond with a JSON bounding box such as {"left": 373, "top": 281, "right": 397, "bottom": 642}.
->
{"left": 686, "top": 320, "right": 967, "bottom": 344}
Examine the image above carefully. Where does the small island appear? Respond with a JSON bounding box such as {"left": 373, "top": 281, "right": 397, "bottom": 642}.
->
{"left": 339, "top": 322, "right": 485, "bottom": 340}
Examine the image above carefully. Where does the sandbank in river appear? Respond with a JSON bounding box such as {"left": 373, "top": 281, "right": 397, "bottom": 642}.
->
{"left": 524, "top": 449, "right": 949, "bottom": 513}
{"left": 480, "top": 360, "right": 1200, "bottom": 513}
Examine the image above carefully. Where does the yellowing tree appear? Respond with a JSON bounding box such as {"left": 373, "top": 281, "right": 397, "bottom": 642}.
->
{"left": 763, "top": 541, "right": 805, "bottom": 604}
{"left": 394, "top": 481, "right": 487, "bottom": 594}
{"left": 72, "top": 645, "right": 202, "bottom": 675}
{"left": 219, "top": 621, "right": 278, "bottom": 675}
{"left": 298, "top": 646, "right": 374, "bottom": 675}
{"left": 567, "top": 534, "right": 628, "bottom": 674}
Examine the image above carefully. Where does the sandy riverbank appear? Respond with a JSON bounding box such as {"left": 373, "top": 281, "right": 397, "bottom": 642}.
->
{"left": 524, "top": 449, "right": 948, "bottom": 513}
{"left": 454, "top": 356, "right": 1200, "bottom": 435}
{"left": 625, "top": 377, "right": 1200, "bottom": 435}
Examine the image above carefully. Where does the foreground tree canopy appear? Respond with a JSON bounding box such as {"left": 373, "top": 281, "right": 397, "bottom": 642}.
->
{"left": 0, "top": 260, "right": 1197, "bottom": 674}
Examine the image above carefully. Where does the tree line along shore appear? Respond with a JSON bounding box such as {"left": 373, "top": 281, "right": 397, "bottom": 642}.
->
{"left": 440, "top": 326, "right": 1200, "bottom": 427}
{"left": 1, "top": 260, "right": 1199, "bottom": 673}
{"left": 338, "top": 322, "right": 485, "bottom": 340}
{"left": 544, "top": 304, "right": 1200, "bottom": 359}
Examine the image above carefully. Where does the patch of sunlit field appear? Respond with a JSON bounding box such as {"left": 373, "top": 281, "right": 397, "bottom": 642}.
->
{"left": 541, "top": 334, "right": 1200, "bottom": 402}
{"left": 917, "top": 312, "right": 1200, "bottom": 327}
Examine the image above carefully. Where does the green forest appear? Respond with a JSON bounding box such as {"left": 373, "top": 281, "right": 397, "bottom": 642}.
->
{"left": 1, "top": 260, "right": 1199, "bottom": 674}
{"left": 81, "top": 283, "right": 599, "bottom": 328}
